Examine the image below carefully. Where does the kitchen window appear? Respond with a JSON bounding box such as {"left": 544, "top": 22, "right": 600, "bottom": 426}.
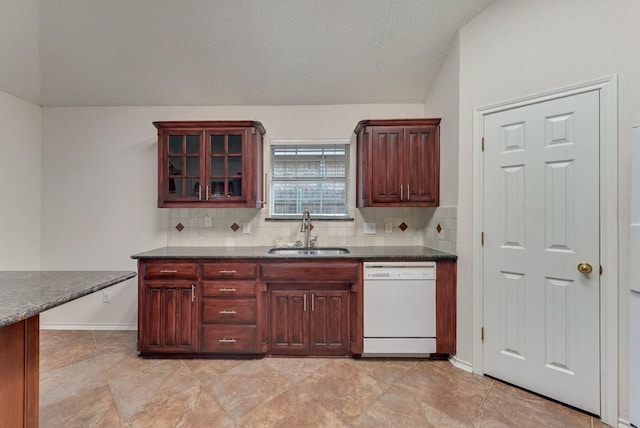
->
{"left": 269, "top": 140, "right": 349, "bottom": 218}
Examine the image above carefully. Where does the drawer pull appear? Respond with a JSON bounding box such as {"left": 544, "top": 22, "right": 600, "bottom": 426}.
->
{"left": 219, "top": 270, "right": 237, "bottom": 274}
{"left": 219, "top": 310, "right": 237, "bottom": 314}
{"left": 219, "top": 288, "right": 237, "bottom": 292}
{"left": 160, "top": 269, "right": 178, "bottom": 273}
{"left": 218, "top": 338, "right": 237, "bottom": 343}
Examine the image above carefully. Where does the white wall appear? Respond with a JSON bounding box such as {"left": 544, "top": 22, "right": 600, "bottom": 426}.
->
{"left": 0, "top": 0, "right": 40, "bottom": 104}
{"left": 424, "top": 34, "right": 460, "bottom": 207}
{"left": 0, "top": 90, "right": 41, "bottom": 270}
{"left": 456, "top": 0, "right": 640, "bottom": 421}
{"left": 39, "top": 103, "right": 427, "bottom": 328}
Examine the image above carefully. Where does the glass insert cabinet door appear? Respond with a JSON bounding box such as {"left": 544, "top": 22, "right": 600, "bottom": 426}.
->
{"left": 155, "top": 120, "right": 265, "bottom": 208}
{"left": 208, "top": 130, "right": 244, "bottom": 199}
{"left": 165, "top": 131, "right": 203, "bottom": 200}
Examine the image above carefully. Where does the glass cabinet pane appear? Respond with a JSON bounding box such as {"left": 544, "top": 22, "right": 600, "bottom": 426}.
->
{"left": 211, "top": 157, "right": 225, "bottom": 176}
{"left": 186, "top": 135, "right": 200, "bottom": 153}
{"left": 186, "top": 157, "right": 200, "bottom": 176}
{"left": 211, "top": 135, "right": 225, "bottom": 154}
{"left": 228, "top": 134, "right": 242, "bottom": 154}
{"left": 228, "top": 156, "right": 242, "bottom": 175}
{"left": 168, "top": 135, "right": 182, "bottom": 154}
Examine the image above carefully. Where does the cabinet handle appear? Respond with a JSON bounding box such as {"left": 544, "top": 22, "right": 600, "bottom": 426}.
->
{"left": 206, "top": 185, "right": 209, "bottom": 201}
{"left": 218, "top": 338, "right": 237, "bottom": 343}
{"left": 159, "top": 269, "right": 178, "bottom": 273}
{"left": 258, "top": 173, "right": 268, "bottom": 207}
{"left": 219, "top": 310, "right": 237, "bottom": 314}
{"left": 219, "top": 270, "right": 237, "bottom": 274}
{"left": 191, "top": 284, "right": 195, "bottom": 303}
{"left": 407, "top": 184, "right": 410, "bottom": 200}
{"left": 400, "top": 185, "right": 403, "bottom": 201}
{"left": 219, "top": 287, "right": 237, "bottom": 292}
{"left": 303, "top": 294, "right": 307, "bottom": 312}
{"left": 311, "top": 293, "right": 315, "bottom": 312}
{"left": 198, "top": 185, "right": 202, "bottom": 201}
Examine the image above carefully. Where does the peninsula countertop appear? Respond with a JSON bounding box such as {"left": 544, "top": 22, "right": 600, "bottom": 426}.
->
{"left": 131, "top": 245, "right": 457, "bottom": 260}
{"left": 0, "top": 271, "right": 137, "bottom": 328}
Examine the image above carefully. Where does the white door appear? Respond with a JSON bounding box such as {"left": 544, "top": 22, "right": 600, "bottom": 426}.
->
{"left": 483, "top": 90, "right": 600, "bottom": 414}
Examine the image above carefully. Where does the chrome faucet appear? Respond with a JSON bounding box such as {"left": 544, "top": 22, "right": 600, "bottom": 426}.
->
{"left": 300, "top": 209, "right": 316, "bottom": 248}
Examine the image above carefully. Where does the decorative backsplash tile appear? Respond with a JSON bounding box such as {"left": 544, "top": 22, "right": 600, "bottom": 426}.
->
{"left": 167, "top": 206, "right": 457, "bottom": 252}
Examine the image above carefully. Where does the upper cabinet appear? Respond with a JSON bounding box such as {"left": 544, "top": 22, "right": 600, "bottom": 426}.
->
{"left": 154, "top": 121, "right": 266, "bottom": 208}
{"left": 355, "top": 118, "right": 440, "bottom": 207}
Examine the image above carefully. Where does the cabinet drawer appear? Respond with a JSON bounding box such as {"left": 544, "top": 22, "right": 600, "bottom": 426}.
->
{"left": 200, "top": 325, "right": 257, "bottom": 353}
{"left": 202, "top": 299, "right": 257, "bottom": 324}
{"left": 144, "top": 262, "right": 198, "bottom": 279}
{"left": 202, "top": 281, "right": 256, "bottom": 297}
{"left": 203, "top": 263, "right": 257, "bottom": 280}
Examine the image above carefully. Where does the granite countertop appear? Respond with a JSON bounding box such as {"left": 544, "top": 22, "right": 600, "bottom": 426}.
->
{"left": 131, "top": 246, "right": 456, "bottom": 260}
{"left": 0, "top": 271, "right": 137, "bottom": 328}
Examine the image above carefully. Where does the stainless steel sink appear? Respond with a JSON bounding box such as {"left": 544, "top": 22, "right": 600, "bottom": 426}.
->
{"left": 267, "top": 247, "right": 350, "bottom": 256}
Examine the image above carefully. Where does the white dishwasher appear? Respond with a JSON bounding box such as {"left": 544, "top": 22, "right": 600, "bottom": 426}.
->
{"left": 363, "top": 261, "right": 436, "bottom": 357}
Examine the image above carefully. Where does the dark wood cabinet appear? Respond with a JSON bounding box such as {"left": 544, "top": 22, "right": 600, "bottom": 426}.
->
{"left": 200, "top": 261, "right": 264, "bottom": 354}
{"left": 137, "top": 261, "right": 198, "bottom": 353}
{"left": 154, "top": 120, "right": 266, "bottom": 208}
{"left": 269, "top": 290, "right": 308, "bottom": 352}
{"left": 436, "top": 259, "right": 457, "bottom": 354}
{"left": 269, "top": 289, "right": 350, "bottom": 355}
{"left": 355, "top": 118, "right": 440, "bottom": 207}
{"left": 136, "top": 257, "right": 453, "bottom": 358}
{"left": 264, "top": 261, "right": 358, "bottom": 356}
{"left": 0, "top": 317, "right": 39, "bottom": 428}
{"left": 308, "top": 290, "right": 350, "bottom": 353}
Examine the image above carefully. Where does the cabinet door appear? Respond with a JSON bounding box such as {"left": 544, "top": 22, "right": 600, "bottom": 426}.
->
{"left": 269, "top": 290, "right": 308, "bottom": 352}
{"left": 309, "top": 291, "right": 350, "bottom": 354}
{"left": 159, "top": 130, "right": 204, "bottom": 205}
{"left": 370, "top": 127, "right": 404, "bottom": 204}
{"left": 155, "top": 121, "right": 265, "bottom": 208}
{"left": 404, "top": 127, "right": 439, "bottom": 205}
{"left": 206, "top": 129, "right": 248, "bottom": 203}
{"left": 141, "top": 281, "right": 197, "bottom": 352}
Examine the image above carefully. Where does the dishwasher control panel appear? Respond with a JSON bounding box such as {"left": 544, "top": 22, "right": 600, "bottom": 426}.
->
{"left": 363, "top": 262, "right": 436, "bottom": 280}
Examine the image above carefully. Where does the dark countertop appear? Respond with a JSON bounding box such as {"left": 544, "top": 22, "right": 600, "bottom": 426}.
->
{"left": 0, "top": 271, "right": 137, "bottom": 328}
{"left": 131, "top": 246, "right": 457, "bottom": 260}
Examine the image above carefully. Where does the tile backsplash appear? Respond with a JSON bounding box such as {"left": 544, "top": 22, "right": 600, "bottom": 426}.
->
{"left": 167, "top": 206, "right": 457, "bottom": 253}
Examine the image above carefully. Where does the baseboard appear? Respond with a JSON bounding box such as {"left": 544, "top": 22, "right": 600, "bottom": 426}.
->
{"left": 40, "top": 323, "right": 137, "bottom": 331}
{"left": 618, "top": 418, "right": 633, "bottom": 428}
{"left": 448, "top": 355, "right": 473, "bottom": 373}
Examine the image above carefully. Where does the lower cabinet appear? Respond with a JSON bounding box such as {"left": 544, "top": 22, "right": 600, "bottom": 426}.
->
{"left": 137, "top": 257, "right": 454, "bottom": 357}
{"left": 139, "top": 280, "right": 197, "bottom": 353}
{"left": 269, "top": 290, "right": 350, "bottom": 355}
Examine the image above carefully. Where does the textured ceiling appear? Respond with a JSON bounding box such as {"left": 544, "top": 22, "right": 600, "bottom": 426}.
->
{"left": 33, "top": 0, "right": 494, "bottom": 106}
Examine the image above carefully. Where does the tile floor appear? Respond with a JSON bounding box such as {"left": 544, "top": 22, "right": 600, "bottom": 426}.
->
{"left": 39, "top": 330, "right": 606, "bottom": 427}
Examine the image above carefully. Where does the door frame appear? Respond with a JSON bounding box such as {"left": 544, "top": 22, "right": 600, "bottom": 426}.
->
{"left": 471, "top": 76, "right": 618, "bottom": 425}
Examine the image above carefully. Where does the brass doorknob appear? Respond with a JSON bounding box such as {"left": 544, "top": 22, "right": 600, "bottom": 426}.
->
{"left": 577, "top": 263, "right": 593, "bottom": 274}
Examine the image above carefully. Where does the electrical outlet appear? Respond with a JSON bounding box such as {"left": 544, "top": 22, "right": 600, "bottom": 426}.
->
{"left": 242, "top": 222, "right": 251, "bottom": 234}
{"left": 385, "top": 223, "right": 393, "bottom": 233}
{"left": 102, "top": 290, "right": 111, "bottom": 303}
{"left": 204, "top": 216, "right": 212, "bottom": 228}
{"left": 364, "top": 223, "right": 376, "bottom": 235}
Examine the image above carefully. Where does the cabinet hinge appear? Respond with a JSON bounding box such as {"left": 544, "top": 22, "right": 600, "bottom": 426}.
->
{"left": 481, "top": 327, "right": 485, "bottom": 341}
{"left": 481, "top": 137, "right": 485, "bottom": 151}
{"left": 481, "top": 232, "right": 484, "bottom": 246}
